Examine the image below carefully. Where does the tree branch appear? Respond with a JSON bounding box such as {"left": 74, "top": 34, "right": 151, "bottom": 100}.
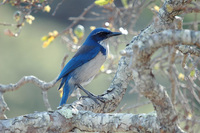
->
{"left": 0, "top": 0, "right": 198, "bottom": 132}
{"left": 59, "top": 3, "right": 95, "bottom": 35}
{"left": 0, "top": 76, "right": 57, "bottom": 118}
{"left": 0, "top": 105, "right": 158, "bottom": 132}
{"left": 0, "top": 76, "right": 57, "bottom": 92}
{"left": 176, "top": 45, "right": 200, "bottom": 56}
{"left": 129, "top": 29, "right": 200, "bottom": 132}
{"left": 2, "top": 30, "right": 199, "bottom": 132}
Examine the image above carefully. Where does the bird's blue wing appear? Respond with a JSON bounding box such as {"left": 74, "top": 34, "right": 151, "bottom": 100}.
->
{"left": 57, "top": 44, "right": 101, "bottom": 82}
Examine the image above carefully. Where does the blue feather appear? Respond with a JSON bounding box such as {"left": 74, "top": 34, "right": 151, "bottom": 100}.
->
{"left": 59, "top": 77, "right": 70, "bottom": 106}
{"left": 57, "top": 44, "right": 101, "bottom": 82}
{"left": 58, "top": 76, "right": 67, "bottom": 90}
{"left": 56, "top": 27, "right": 122, "bottom": 106}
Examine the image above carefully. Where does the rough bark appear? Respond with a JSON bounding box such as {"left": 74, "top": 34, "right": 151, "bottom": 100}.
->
{"left": 0, "top": 0, "right": 198, "bottom": 132}
{"left": 0, "top": 105, "right": 158, "bottom": 132}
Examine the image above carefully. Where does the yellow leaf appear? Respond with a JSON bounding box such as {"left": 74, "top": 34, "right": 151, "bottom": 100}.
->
{"left": 44, "top": 5, "right": 51, "bottom": 12}
{"left": 95, "top": 0, "right": 114, "bottom": 6}
{"left": 48, "top": 32, "right": 53, "bottom": 36}
{"left": 26, "top": 19, "right": 32, "bottom": 24}
{"left": 187, "top": 112, "right": 192, "bottom": 120}
{"left": 41, "top": 36, "right": 48, "bottom": 41}
{"left": 53, "top": 30, "right": 58, "bottom": 36}
{"left": 48, "top": 30, "right": 58, "bottom": 37}
{"left": 48, "top": 36, "right": 55, "bottom": 42}
{"left": 42, "top": 41, "right": 50, "bottom": 48}
{"left": 107, "top": 53, "right": 114, "bottom": 59}
{"left": 154, "top": 5, "right": 160, "bottom": 12}
{"left": 72, "top": 36, "right": 78, "bottom": 44}
{"left": 154, "top": 63, "right": 160, "bottom": 70}
{"left": 42, "top": 31, "right": 58, "bottom": 48}
{"left": 42, "top": 37, "right": 54, "bottom": 48}
{"left": 21, "top": 22, "right": 25, "bottom": 26}
{"left": 90, "top": 26, "right": 96, "bottom": 31}
{"left": 59, "top": 88, "right": 63, "bottom": 98}
{"left": 178, "top": 73, "right": 185, "bottom": 81}
{"left": 100, "top": 65, "right": 105, "bottom": 72}
{"left": 25, "top": 15, "right": 35, "bottom": 24}
{"left": 166, "top": 4, "right": 173, "bottom": 13}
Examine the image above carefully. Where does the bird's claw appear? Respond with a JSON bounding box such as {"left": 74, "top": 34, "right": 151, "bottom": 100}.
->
{"left": 57, "top": 106, "right": 62, "bottom": 109}
{"left": 79, "top": 95, "right": 88, "bottom": 100}
{"left": 96, "top": 95, "right": 106, "bottom": 102}
{"left": 79, "top": 95, "right": 105, "bottom": 105}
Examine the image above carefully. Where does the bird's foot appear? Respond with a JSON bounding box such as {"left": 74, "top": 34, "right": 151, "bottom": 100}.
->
{"left": 76, "top": 83, "right": 106, "bottom": 104}
{"left": 96, "top": 95, "right": 106, "bottom": 102}
{"left": 79, "top": 95, "right": 105, "bottom": 105}
{"left": 57, "top": 106, "right": 62, "bottom": 109}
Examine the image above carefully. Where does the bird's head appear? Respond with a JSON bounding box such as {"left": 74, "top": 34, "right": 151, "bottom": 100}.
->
{"left": 88, "top": 28, "right": 122, "bottom": 42}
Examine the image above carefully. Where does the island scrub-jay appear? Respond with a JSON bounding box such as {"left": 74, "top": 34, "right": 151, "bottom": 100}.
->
{"left": 56, "top": 27, "right": 122, "bottom": 106}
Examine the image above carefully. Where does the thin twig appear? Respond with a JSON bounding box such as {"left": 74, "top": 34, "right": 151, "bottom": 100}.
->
{"left": 60, "top": 53, "right": 68, "bottom": 71}
{"left": 0, "top": 22, "right": 17, "bottom": 26}
{"left": 0, "top": 76, "right": 57, "bottom": 92}
{"left": 168, "top": 47, "right": 176, "bottom": 105}
{"left": 176, "top": 45, "right": 200, "bottom": 57}
{"left": 60, "top": 3, "right": 95, "bottom": 35}
{"left": 69, "top": 16, "right": 107, "bottom": 21}
{"left": 124, "top": 101, "right": 151, "bottom": 113}
{"left": 52, "top": 0, "right": 65, "bottom": 16}
{"left": 0, "top": 0, "right": 7, "bottom": 6}
{"left": 42, "top": 91, "right": 52, "bottom": 111}
{"left": 0, "top": 92, "right": 9, "bottom": 119}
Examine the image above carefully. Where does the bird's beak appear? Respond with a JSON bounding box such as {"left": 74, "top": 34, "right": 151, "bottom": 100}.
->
{"left": 107, "top": 32, "right": 122, "bottom": 38}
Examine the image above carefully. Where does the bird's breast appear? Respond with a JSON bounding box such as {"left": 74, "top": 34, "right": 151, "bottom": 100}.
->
{"left": 69, "top": 51, "right": 106, "bottom": 85}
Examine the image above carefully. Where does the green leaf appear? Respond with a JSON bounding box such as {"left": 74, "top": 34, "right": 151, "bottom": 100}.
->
{"left": 74, "top": 25, "right": 85, "bottom": 39}
{"left": 94, "top": 0, "right": 114, "bottom": 6}
{"left": 190, "top": 70, "right": 196, "bottom": 77}
{"left": 41, "top": 36, "right": 48, "bottom": 41}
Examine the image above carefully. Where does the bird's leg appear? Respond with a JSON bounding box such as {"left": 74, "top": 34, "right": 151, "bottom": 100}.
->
{"left": 75, "top": 84, "right": 105, "bottom": 104}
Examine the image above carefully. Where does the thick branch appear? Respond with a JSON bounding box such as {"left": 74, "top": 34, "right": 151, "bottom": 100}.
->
{"left": 0, "top": 0, "right": 196, "bottom": 132}
{"left": 136, "top": 30, "right": 200, "bottom": 58}
{"left": 2, "top": 29, "right": 196, "bottom": 132}
{"left": 0, "top": 41, "right": 133, "bottom": 131}
{"left": 138, "top": 0, "right": 192, "bottom": 38}
{"left": 69, "top": 55, "right": 132, "bottom": 113}
{"left": 129, "top": 29, "right": 200, "bottom": 132}
{"left": 0, "top": 105, "right": 158, "bottom": 132}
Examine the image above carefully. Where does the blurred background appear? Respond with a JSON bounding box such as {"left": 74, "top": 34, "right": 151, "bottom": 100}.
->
{"left": 0, "top": 0, "right": 197, "bottom": 120}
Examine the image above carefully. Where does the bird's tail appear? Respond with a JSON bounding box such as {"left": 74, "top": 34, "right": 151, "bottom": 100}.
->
{"left": 59, "top": 82, "right": 70, "bottom": 106}
{"left": 59, "top": 76, "right": 75, "bottom": 106}
{"left": 57, "top": 76, "right": 67, "bottom": 90}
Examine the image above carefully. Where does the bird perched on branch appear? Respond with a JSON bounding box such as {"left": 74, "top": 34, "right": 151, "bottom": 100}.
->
{"left": 56, "top": 27, "right": 122, "bottom": 106}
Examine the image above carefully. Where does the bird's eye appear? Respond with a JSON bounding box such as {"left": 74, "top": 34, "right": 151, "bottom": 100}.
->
{"left": 96, "top": 32, "right": 103, "bottom": 36}
{"left": 98, "top": 32, "right": 109, "bottom": 36}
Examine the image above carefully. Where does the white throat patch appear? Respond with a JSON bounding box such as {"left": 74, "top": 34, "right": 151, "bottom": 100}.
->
{"left": 99, "top": 40, "right": 109, "bottom": 55}
{"left": 99, "top": 40, "right": 108, "bottom": 49}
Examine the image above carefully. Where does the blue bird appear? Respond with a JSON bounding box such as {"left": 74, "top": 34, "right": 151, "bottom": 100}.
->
{"left": 56, "top": 27, "right": 122, "bottom": 106}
